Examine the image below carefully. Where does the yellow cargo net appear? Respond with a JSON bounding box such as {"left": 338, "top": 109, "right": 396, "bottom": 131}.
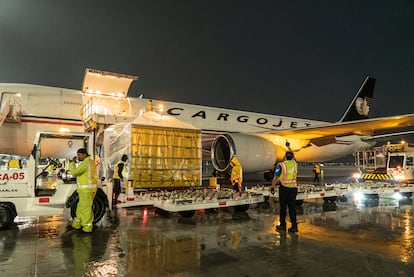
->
{"left": 128, "top": 126, "right": 201, "bottom": 188}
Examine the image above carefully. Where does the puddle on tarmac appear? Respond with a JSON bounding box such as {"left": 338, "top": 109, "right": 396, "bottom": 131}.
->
{"left": 1, "top": 198, "right": 414, "bottom": 276}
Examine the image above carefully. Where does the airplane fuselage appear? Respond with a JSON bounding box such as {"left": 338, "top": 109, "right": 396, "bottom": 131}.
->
{"left": 0, "top": 83, "right": 369, "bottom": 170}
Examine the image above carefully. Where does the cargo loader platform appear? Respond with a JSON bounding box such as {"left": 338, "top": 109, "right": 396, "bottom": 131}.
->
{"left": 116, "top": 188, "right": 265, "bottom": 217}
{"left": 246, "top": 182, "right": 414, "bottom": 202}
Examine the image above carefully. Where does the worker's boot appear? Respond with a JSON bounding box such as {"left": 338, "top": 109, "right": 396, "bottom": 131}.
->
{"left": 71, "top": 218, "right": 81, "bottom": 230}
{"left": 276, "top": 224, "right": 286, "bottom": 233}
{"left": 82, "top": 223, "right": 93, "bottom": 233}
{"left": 288, "top": 224, "right": 298, "bottom": 233}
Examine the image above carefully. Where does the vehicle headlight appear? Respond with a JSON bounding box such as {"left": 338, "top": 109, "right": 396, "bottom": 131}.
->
{"left": 392, "top": 192, "right": 402, "bottom": 200}
{"left": 353, "top": 191, "right": 365, "bottom": 202}
{"left": 394, "top": 175, "right": 405, "bottom": 181}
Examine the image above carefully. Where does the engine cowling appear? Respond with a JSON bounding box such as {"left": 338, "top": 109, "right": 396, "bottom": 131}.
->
{"left": 211, "top": 133, "right": 276, "bottom": 173}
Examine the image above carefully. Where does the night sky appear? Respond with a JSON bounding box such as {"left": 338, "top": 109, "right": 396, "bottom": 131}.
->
{"left": 0, "top": 0, "right": 413, "bottom": 122}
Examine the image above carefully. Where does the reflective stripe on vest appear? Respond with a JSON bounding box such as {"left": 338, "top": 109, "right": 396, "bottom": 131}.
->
{"left": 78, "top": 184, "right": 97, "bottom": 189}
{"left": 70, "top": 157, "right": 98, "bottom": 188}
{"left": 280, "top": 160, "right": 297, "bottom": 188}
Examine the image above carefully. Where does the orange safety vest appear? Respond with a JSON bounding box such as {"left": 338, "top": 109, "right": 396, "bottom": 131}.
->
{"left": 279, "top": 160, "right": 297, "bottom": 188}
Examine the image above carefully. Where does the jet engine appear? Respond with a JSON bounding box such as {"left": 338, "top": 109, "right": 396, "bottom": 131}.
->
{"left": 211, "top": 133, "right": 276, "bottom": 173}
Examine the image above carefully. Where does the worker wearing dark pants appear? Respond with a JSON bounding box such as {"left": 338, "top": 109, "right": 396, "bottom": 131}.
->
{"left": 313, "top": 163, "right": 321, "bottom": 183}
{"left": 271, "top": 151, "right": 298, "bottom": 233}
{"left": 278, "top": 185, "right": 298, "bottom": 231}
{"left": 112, "top": 154, "right": 128, "bottom": 206}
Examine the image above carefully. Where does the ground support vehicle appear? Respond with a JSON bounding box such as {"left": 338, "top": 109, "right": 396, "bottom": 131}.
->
{"left": 355, "top": 142, "right": 414, "bottom": 183}
{"left": 0, "top": 131, "right": 109, "bottom": 229}
{"left": 114, "top": 188, "right": 265, "bottom": 217}
{"left": 350, "top": 182, "right": 414, "bottom": 203}
{"left": 152, "top": 189, "right": 264, "bottom": 217}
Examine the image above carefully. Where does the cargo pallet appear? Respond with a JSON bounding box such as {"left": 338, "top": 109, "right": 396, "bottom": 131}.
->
{"left": 116, "top": 188, "right": 265, "bottom": 217}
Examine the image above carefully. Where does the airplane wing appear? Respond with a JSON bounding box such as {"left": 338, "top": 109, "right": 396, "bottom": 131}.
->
{"left": 362, "top": 130, "right": 414, "bottom": 141}
{"left": 269, "top": 114, "right": 414, "bottom": 140}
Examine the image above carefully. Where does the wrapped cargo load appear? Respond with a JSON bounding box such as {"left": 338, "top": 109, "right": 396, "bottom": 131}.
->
{"left": 103, "top": 111, "right": 201, "bottom": 188}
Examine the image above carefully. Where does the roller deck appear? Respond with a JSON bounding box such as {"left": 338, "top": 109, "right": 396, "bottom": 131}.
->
{"left": 246, "top": 182, "right": 414, "bottom": 200}
{"left": 116, "top": 188, "right": 265, "bottom": 214}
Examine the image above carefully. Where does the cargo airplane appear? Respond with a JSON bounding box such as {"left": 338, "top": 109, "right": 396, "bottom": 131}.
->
{"left": 1, "top": 69, "right": 413, "bottom": 178}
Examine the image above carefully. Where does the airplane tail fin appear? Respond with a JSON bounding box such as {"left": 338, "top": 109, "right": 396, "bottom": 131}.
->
{"left": 339, "top": 76, "right": 376, "bottom": 122}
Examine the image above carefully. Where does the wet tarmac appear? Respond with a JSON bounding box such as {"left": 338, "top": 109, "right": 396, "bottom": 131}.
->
{"left": 2, "top": 194, "right": 414, "bottom": 277}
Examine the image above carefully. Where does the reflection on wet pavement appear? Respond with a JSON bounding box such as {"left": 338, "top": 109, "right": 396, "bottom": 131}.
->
{"left": 1, "top": 198, "right": 414, "bottom": 276}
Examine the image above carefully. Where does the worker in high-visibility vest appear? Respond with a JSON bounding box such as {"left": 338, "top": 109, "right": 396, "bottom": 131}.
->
{"left": 69, "top": 148, "right": 97, "bottom": 233}
{"left": 112, "top": 154, "right": 128, "bottom": 206}
{"left": 146, "top": 99, "right": 154, "bottom": 112}
{"left": 313, "top": 163, "right": 321, "bottom": 183}
{"left": 230, "top": 156, "right": 243, "bottom": 193}
{"left": 271, "top": 151, "right": 298, "bottom": 233}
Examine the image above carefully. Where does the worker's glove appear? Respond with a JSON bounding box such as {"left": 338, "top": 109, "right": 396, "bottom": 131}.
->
{"left": 270, "top": 187, "right": 275, "bottom": 195}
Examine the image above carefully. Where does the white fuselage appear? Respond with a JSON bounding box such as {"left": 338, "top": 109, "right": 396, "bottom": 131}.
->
{"left": 0, "top": 83, "right": 368, "bottom": 162}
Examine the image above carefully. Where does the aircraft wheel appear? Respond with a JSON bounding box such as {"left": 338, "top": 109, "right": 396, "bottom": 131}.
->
{"left": 68, "top": 188, "right": 108, "bottom": 224}
{"left": 234, "top": 204, "right": 249, "bottom": 212}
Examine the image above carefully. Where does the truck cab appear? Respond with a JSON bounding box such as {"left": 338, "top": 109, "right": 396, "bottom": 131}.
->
{"left": 387, "top": 152, "right": 414, "bottom": 183}
{"left": 0, "top": 131, "right": 108, "bottom": 229}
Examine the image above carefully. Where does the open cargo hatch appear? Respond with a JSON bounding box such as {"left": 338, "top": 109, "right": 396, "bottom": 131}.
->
{"left": 82, "top": 68, "right": 138, "bottom": 98}
{"left": 81, "top": 69, "right": 139, "bottom": 131}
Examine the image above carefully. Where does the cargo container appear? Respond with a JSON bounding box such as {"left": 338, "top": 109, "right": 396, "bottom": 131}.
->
{"left": 103, "top": 111, "right": 202, "bottom": 189}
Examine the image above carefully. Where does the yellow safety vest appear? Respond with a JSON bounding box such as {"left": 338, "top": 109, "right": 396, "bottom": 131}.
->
{"left": 146, "top": 101, "right": 154, "bottom": 112}
{"left": 279, "top": 160, "right": 297, "bottom": 188}
{"left": 230, "top": 157, "right": 243, "bottom": 185}
{"left": 69, "top": 156, "right": 97, "bottom": 189}
{"left": 113, "top": 160, "right": 126, "bottom": 180}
